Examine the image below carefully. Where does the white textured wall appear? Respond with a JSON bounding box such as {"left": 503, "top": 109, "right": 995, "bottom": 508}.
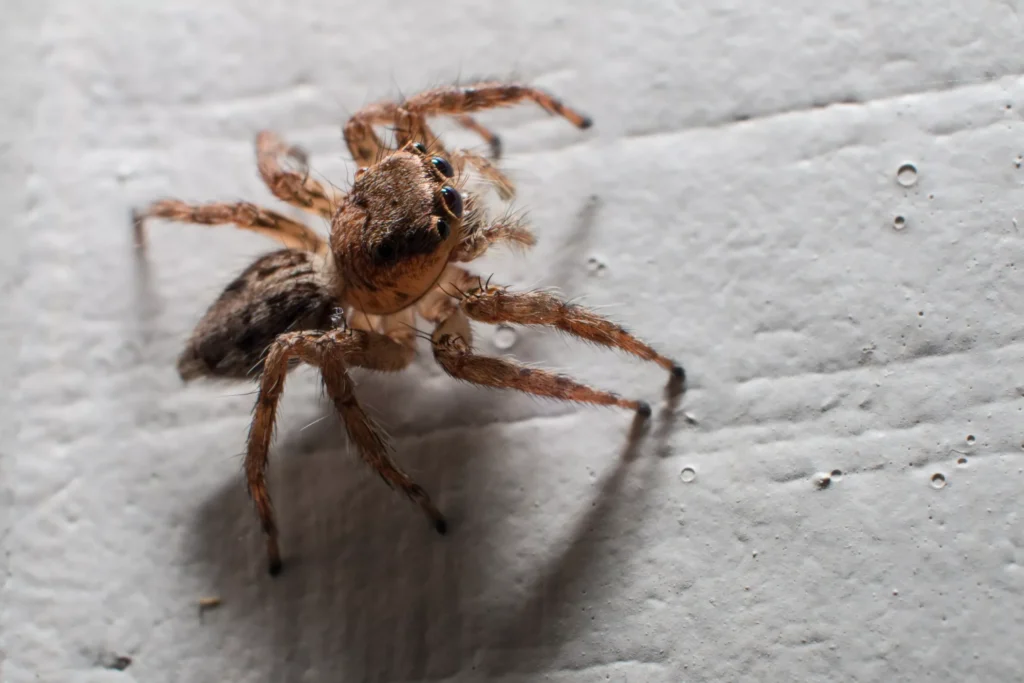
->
{"left": 4, "top": 2, "right": 1023, "bottom": 681}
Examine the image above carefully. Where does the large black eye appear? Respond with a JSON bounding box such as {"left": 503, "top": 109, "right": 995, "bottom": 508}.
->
{"left": 441, "top": 186, "right": 463, "bottom": 218}
{"left": 436, "top": 218, "right": 450, "bottom": 239}
{"left": 374, "top": 242, "right": 395, "bottom": 263}
{"left": 411, "top": 142, "right": 428, "bottom": 155}
{"left": 431, "top": 156, "right": 454, "bottom": 178}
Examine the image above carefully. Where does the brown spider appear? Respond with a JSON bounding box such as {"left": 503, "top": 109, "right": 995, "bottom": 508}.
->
{"left": 134, "top": 81, "right": 685, "bottom": 575}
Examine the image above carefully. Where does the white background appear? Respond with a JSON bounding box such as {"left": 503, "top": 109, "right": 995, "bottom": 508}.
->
{"left": 3, "top": 1, "right": 1023, "bottom": 681}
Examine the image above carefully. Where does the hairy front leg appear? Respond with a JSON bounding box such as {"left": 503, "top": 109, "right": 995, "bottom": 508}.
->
{"left": 245, "top": 328, "right": 441, "bottom": 576}
{"left": 431, "top": 311, "right": 650, "bottom": 415}
{"left": 461, "top": 283, "right": 684, "bottom": 379}
{"left": 256, "top": 131, "right": 339, "bottom": 220}
{"left": 419, "top": 282, "right": 650, "bottom": 416}
{"left": 133, "top": 199, "right": 325, "bottom": 253}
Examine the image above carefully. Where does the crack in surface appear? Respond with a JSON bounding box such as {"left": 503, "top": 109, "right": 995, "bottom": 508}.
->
{"left": 623, "top": 71, "right": 1024, "bottom": 142}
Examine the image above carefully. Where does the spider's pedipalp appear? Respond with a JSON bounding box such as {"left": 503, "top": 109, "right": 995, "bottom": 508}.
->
{"left": 451, "top": 150, "right": 516, "bottom": 201}
{"left": 451, "top": 206, "right": 535, "bottom": 262}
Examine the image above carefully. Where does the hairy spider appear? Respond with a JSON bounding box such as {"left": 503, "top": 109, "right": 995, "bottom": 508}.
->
{"left": 134, "top": 81, "right": 685, "bottom": 575}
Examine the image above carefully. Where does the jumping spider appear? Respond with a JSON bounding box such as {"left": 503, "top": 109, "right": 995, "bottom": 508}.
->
{"left": 134, "top": 81, "right": 684, "bottom": 575}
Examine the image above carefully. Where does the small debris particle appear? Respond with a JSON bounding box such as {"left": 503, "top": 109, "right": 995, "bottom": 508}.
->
{"left": 102, "top": 654, "right": 132, "bottom": 671}
{"left": 199, "top": 596, "right": 222, "bottom": 613}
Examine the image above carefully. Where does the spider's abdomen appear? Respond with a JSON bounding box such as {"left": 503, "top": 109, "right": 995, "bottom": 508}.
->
{"left": 177, "top": 249, "right": 334, "bottom": 381}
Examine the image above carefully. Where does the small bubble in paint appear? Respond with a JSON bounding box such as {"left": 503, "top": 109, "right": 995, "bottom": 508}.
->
{"left": 813, "top": 472, "right": 832, "bottom": 489}
{"left": 966, "top": 434, "right": 976, "bottom": 445}
{"left": 896, "top": 163, "right": 918, "bottom": 187}
{"left": 492, "top": 325, "right": 517, "bottom": 350}
{"left": 116, "top": 162, "right": 135, "bottom": 183}
{"left": 893, "top": 215, "right": 907, "bottom": 230}
{"left": 956, "top": 456, "right": 968, "bottom": 467}
{"left": 587, "top": 256, "right": 607, "bottom": 276}
{"left": 679, "top": 467, "right": 697, "bottom": 483}
{"left": 930, "top": 472, "right": 947, "bottom": 489}
{"left": 830, "top": 469, "right": 843, "bottom": 480}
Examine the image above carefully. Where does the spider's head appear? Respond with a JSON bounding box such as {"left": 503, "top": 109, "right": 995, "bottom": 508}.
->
{"left": 330, "top": 142, "right": 464, "bottom": 315}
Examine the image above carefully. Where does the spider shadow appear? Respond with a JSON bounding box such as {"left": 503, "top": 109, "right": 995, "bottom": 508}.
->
{"left": 548, "top": 194, "right": 603, "bottom": 293}
{"left": 187, "top": 366, "right": 677, "bottom": 681}
{"left": 472, "top": 378, "right": 687, "bottom": 676}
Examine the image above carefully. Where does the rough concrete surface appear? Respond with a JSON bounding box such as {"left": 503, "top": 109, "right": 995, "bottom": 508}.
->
{"left": 3, "top": 1, "right": 1024, "bottom": 682}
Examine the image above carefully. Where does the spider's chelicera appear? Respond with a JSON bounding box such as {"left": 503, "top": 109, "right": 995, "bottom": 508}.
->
{"left": 134, "top": 82, "right": 685, "bottom": 575}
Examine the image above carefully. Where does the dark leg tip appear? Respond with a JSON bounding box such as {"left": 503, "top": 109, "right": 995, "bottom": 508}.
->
{"left": 131, "top": 209, "right": 146, "bottom": 249}
{"left": 489, "top": 135, "right": 503, "bottom": 160}
{"left": 636, "top": 401, "right": 652, "bottom": 419}
{"left": 434, "top": 517, "right": 448, "bottom": 535}
{"left": 671, "top": 363, "right": 686, "bottom": 381}
{"left": 268, "top": 559, "right": 283, "bottom": 577}
{"left": 579, "top": 115, "right": 594, "bottom": 130}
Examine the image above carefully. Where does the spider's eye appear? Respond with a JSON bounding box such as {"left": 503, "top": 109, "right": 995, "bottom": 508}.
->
{"left": 441, "top": 186, "right": 463, "bottom": 218}
{"left": 411, "top": 142, "right": 428, "bottom": 155}
{"left": 374, "top": 242, "right": 395, "bottom": 263}
{"left": 431, "top": 156, "right": 454, "bottom": 178}
{"left": 436, "top": 218, "right": 450, "bottom": 239}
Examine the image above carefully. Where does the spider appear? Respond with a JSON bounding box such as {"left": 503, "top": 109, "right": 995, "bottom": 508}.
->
{"left": 134, "top": 81, "right": 685, "bottom": 575}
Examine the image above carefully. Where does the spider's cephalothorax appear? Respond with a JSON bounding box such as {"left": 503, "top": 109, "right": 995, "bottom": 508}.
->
{"left": 330, "top": 145, "right": 464, "bottom": 315}
{"left": 134, "top": 82, "right": 685, "bottom": 575}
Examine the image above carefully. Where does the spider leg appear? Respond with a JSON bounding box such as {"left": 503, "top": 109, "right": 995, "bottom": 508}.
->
{"left": 402, "top": 82, "right": 592, "bottom": 130}
{"left": 245, "top": 327, "right": 438, "bottom": 576}
{"left": 418, "top": 270, "right": 650, "bottom": 415}
{"left": 133, "top": 199, "right": 326, "bottom": 253}
{"left": 461, "top": 282, "right": 684, "bottom": 379}
{"left": 255, "top": 131, "right": 339, "bottom": 221}
{"left": 393, "top": 115, "right": 516, "bottom": 199}
{"left": 342, "top": 81, "right": 588, "bottom": 171}
{"left": 342, "top": 102, "right": 396, "bottom": 167}
{"left": 453, "top": 114, "right": 502, "bottom": 159}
